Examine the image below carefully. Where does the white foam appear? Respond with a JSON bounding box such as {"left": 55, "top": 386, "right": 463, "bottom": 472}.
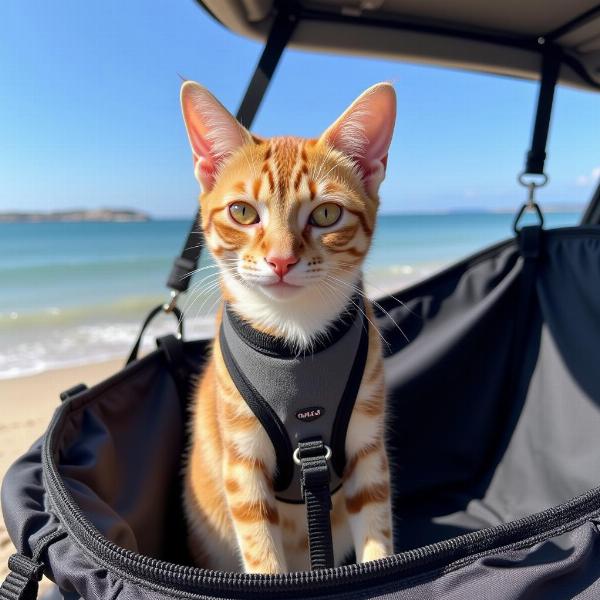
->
{"left": 0, "top": 313, "right": 217, "bottom": 380}
{"left": 0, "top": 264, "right": 441, "bottom": 380}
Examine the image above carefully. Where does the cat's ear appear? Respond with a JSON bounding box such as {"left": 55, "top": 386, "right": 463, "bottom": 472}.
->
{"left": 320, "top": 82, "right": 396, "bottom": 196}
{"left": 180, "top": 81, "right": 252, "bottom": 192}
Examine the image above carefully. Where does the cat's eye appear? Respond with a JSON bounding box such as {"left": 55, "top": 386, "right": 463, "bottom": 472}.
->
{"left": 229, "top": 202, "right": 259, "bottom": 225}
{"left": 309, "top": 203, "right": 342, "bottom": 227}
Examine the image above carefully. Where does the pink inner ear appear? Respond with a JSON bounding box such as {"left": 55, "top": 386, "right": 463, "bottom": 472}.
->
{"left": 185, "top": 124, "right": 217, "bottom": 187}
{"left": 322, "top": 84, "right": 396, "bottom": 194}
{"left": 188, "top": 127, "right": 212, "bottom": 160}
{"left": 181, "top": 82, "right": 250, "bottom": 192}
{"left": 181, "top": 95, "right": 220, "bottom": 189}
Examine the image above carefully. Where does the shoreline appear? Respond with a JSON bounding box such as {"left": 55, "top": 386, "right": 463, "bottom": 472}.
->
{"left": 0, "top": 267, "right": 441, "bottom": 381}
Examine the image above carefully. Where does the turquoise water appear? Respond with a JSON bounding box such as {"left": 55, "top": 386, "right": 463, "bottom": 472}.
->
{"left": 0, "top": 212, "right": 580, "bottom": 377}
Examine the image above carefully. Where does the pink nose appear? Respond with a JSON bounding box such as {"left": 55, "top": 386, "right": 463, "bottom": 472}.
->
{"left": 265, "top": 255, "right": 298, "bottom": 279}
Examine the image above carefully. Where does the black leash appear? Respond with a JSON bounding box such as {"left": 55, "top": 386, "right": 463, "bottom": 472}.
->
{"left": 296, "top": 439, "right": 335, "bottom": 569}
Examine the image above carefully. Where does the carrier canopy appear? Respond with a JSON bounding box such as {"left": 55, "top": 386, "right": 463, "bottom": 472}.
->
{"left": 199, "top": 0, "right": 600, "bottom": 91}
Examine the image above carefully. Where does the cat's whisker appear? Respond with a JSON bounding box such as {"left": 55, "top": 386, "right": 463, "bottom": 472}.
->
{"left": 333, "top": 261, "right": 420, "bottom": 318}
{"left": 178, "top": 278, "right": 223, "bottom": 327}
{"left": 180, "top": 258, "right": 240, "bottom": 282}
{"left": 179, "top": 263, "right": 221, "bottom": 282}
{"left": 181, "top": 280, "right": 225, "bottom": 326}
{"left": 201, "top": 289, "right": 228, "bottom": 321}
{"left": 325, "top": 274, "right": 409, "bottom": 343}
{"left": 178, "top": 266, "right": 238, "bottom": 325}
{"left": 320, "top": 278, "right": 391, "bottom": 351}
{"left": 184, "top": 267, "right": 231, "bottom": 293}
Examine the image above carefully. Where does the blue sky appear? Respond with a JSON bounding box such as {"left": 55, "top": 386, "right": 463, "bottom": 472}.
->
{"left": 1, "top": 0, "right": 599, "bottom": 217}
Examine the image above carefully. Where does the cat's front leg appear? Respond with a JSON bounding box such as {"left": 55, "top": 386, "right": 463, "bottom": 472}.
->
{"left": 221, "top": 396, "right": 288, "bottom": 574}
{"left": 344, "top": 353, "right": 393, "bottom": 563}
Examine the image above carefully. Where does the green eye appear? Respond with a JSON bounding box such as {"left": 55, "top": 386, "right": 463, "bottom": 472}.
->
{"left": 309, "top": 203, "right": 342, "bottom": 227}
{"left": 229, "top": 202, "right": 259, "bottom": 225}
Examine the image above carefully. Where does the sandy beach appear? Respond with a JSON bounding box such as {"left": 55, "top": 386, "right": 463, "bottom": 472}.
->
{"left": 0, "top": 359, "right": 122, "bottom": 585}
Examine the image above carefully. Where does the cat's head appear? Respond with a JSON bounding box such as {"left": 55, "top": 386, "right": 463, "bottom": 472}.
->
{"left": 180, "top": 82, "right": 396, "bottom": 346}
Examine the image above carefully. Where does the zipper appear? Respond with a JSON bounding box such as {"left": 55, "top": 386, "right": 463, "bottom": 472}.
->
{"left": 42, "top": 397, "right": 600, "bottom": 598}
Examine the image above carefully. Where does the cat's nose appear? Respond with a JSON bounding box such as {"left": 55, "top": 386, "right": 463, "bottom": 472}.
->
{"left": 265, "top": 255, "right": 299, "bottom": 279}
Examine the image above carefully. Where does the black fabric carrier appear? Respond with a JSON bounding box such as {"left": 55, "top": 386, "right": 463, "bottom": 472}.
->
{"left": 3, "top": 224, "right": 600, "bottom": 599}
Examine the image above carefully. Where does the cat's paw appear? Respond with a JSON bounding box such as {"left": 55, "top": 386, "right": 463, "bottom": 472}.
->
{"left": 243, "top": 553, "right": 288, "bottom": 574}
{"left": 360, "top": 537, "right": 393, "bottom": 563}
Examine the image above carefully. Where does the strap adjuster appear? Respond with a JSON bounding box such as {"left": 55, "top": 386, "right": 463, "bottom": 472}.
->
{"left": 0, "top": 554, "right": 44, "bottom": 600}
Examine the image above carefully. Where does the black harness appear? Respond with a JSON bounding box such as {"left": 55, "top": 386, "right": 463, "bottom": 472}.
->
{"left": 219, "top": 296, "right": 369, "bottom": 568}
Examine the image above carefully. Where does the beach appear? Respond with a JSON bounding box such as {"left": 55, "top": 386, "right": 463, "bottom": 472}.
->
{"left": 0, "top": 358, "right": 122, "bottom": 586}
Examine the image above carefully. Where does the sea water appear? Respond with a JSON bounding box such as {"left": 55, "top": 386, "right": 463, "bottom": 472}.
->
{"left": 0, "top": 212, "right": 580, "bottom": 378}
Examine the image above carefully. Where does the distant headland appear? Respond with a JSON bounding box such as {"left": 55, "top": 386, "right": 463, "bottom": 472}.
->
{"left": 0, "top": 209, "right": 151, "bottom": 223}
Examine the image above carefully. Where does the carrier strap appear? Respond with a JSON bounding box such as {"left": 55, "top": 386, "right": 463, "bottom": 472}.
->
{"left": 297, "top": 439, "right": 335, "bottom": 570}
{"left": 524, "top": 48, "right": 561, "bottom": 176}
{"left": 0, "top": 555, "right": 43, "bottom": 600}
{"left": 126, "top": 303, "right": 184, "bottom": 365}
{"left": 166, "top": 213, "right": 203, "bottom": 293}
{"left": 0, "top": 530, "right": 67, "bottom": 600}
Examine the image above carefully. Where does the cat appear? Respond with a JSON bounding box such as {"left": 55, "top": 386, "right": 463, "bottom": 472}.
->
{"left": 181, "top": 80, "right": 396, "bottom": 574}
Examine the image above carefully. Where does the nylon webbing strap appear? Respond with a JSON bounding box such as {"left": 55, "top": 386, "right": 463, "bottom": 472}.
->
{"left": 166, "top": 7, "right": 297, "bottom": 294}
{"left": 166, "top": 213, "right": 202, "bottom": 293}
{"left": 297, "top": 438, "right": 335, "bottom": 570}
{"left": 524, "top": 48, "right": 561, "bottom": 175}
{"left": 0, "top": 554, "right": 44, "bottom": 600}
{"left": 235, "top": 7, "right": 297, "bottom": 128}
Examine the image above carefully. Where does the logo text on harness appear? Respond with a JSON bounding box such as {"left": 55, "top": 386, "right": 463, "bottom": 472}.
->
{"left": 295, "top": 407, "right": 325, "bottom": 422}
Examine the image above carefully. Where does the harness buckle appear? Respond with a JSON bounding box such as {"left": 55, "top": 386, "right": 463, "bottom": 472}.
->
{"left": 293, "top": 444, "right": 331, "bottom": 465}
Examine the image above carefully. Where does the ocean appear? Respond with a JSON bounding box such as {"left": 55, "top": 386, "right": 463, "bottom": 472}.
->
{"left": 0, "top": 212, "right": 580, "bottom": 378}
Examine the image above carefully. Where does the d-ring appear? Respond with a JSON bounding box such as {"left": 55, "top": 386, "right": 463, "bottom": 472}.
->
{"left": 293, "top": 445, "right": 332, "bottom": 465}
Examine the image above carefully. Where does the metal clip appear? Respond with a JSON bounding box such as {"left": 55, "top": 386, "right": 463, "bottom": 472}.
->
{"left": 163, "top": 290, "right": 180, "bottom": 314}
{"left": 514, "top": 172, "right": 548, "bottom": 233}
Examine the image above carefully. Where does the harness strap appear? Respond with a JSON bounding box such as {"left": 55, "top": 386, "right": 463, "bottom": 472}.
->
{"left": 297, "top": 438, "right": 335, "bottom": 570}
{"left": 218, "top": 325, "right": 295, "bottom": 491}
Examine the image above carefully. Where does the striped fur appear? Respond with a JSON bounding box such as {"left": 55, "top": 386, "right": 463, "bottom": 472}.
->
{"left": 182, "top": 82, "right": 396, "bottom": 573}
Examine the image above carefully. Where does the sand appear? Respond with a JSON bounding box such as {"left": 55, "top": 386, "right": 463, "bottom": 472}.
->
{"left": 0, "top": 359, "right": 122, "bottom": 586}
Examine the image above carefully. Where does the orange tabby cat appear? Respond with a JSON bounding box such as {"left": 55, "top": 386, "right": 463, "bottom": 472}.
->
{"left": 181, "top": 81, "right": 396, "bottom": 573}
